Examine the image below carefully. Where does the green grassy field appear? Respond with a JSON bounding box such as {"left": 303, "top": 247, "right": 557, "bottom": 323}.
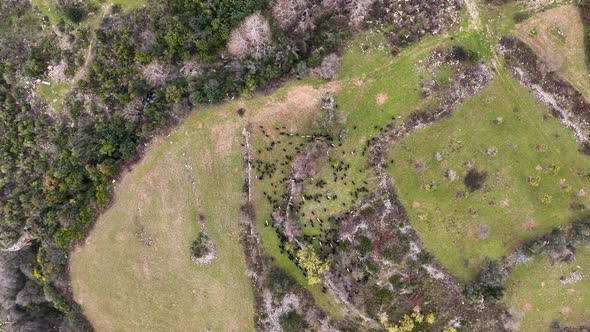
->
{"left": 505, "top": 247, "right": 590, "bottom": 331}
{"left": 38, "top": 81, "right": 70, "bottom": 112}
{"left": 69, "top": 27, "right": 458, "bottom": 327}
{"left": 388, "top": 73, "right": 590, "bottom": 280}
{"left": 281, "top": 31, "right": 459, "bottom": 231}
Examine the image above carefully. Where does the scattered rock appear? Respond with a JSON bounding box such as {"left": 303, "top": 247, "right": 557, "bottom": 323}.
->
{"left": 319, "top": 53, "right": 340, "bottom": 80}
{"left": 434, "top": 151, "right": 443, "bottom": 161}
{"left": 446, "top": 169, "right": 457, "bottom": 181}
{"left": 501, "top": 197, "right": 510, "bottom": 208}
{"left": 522, "top": 218, "right": 539, "bottom": 231}
{"left": 376, "top": 93, "right": 388, "bottom": 106}
{"left": 560, "top": 306, "right": 573, "bottom": 315}
{"left": 477, "top": 224, "right": 490, "bottom": 239}
{"left": 414, "top": 159, "right": 426, "bottom": 171}
{"left": 522, "top": 303, "right": 532, "bottom": 312}
{"left": 559, "top": 271, "right": 584, "bottom": 285}
{"left": 494, "top": 117, "right": 504, "bottom": 124}
{"left": 485, "top": 147, "right": 497, "bottom": 156}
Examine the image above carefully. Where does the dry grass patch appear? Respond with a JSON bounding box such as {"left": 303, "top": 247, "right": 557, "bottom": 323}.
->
{"left": 515, "top": 4, "right": 590, "bottom": 100}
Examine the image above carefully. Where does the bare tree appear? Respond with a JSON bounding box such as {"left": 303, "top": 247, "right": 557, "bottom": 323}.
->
{"left": 271, "top": 0, "right": 308, "bottom": 29}
{"left": 227, "top": 12, "right": 272, "bottom": 59}
{"left": 141, "top": 61, "right": 172, "bottom": 87}
{"left": 347, "top": 0, "right": 376, "bottom": 27}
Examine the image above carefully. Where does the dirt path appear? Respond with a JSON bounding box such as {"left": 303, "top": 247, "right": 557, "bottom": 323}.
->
{"left": 73, "top": 3, "right": 112, "bottom": 82}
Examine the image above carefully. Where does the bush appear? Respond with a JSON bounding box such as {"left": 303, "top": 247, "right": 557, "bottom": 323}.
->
{"left": 355, "top": 235, "right": 372, "bottom": 255}
{"left": 513, "top": 12, "right": 531, "bottom": 23}
{"left": 267, "top": 266, "right": 294, "bottom": 294}
{"left": 279, "top": 310, "right": 308, "bottom": 332}
{"left": 63, "top": 5, "right": 86, "bottom": 24}
{"left": 296, "top": 246, "right": 330, "bottom": 285}
{"left": 465, "top": 258, "right": 507, "bottom": 300}
{"left": 464, "top": 169, "right": 487, "bottom": 192}
{"left": 190, "top": 234, "right": 211, "bottom": 259}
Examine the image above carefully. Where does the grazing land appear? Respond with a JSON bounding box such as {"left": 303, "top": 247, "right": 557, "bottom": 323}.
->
{"left": 505, "top": 246, "right": 590, "bottom": 331}
{"left": 70, "top": 29, "right": 462, "bottom": 328}
{"left": 388, "top": 74, "right": 590, "bottom": 280}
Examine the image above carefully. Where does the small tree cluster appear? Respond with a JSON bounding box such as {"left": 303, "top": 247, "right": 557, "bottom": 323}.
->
{"left": 271, "top": 0, "right": 308, "bottom": 29}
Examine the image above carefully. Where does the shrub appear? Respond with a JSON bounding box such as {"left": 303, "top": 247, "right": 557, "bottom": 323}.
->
{"left": 422, "top": 180, "right": 437, "bottom": 192}
{"left": 540, "top": 193, "right": 553, "bottom": 205}
{"left": 464, "top": 169, "right": 487, "bottom": 192}
{"left": 379, "top": 306, "right": 436, "bottom": 332}
{"left": 297, "top": 246, "right": 330, "bottom": 285}
{"left": 63, "top": 5, "right": 86, "bottom": 24}
{"left": 464, "top": 258, "right": 507, "bottom": 300}
{"left": 528, "top": 175, "right": 541, "bottom": 187}
{"left": 279, "top": 310, "right": 308, "bottom": 332}
{"left": 190, "top": 234, "right": 211, "bottom": 259}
